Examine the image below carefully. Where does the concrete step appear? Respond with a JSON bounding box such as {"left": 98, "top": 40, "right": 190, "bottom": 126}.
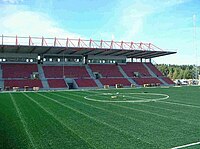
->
{"left": 117, "top": 65, "right": 138, "bottom": 86}
{"left": 41, "top": 79, "right": 50, "bottom": 90}
{"left": 65, "top": 78, "right": 78, "bottom": 89}
{"left": 37, "top": 64, "right": 46, "bottom": 79}
{"left": 143, "top": 63, "right": 168, "bottom": 85}
{"left": 0, "top": 66, "right": 2, "bottom": 78}
{"left": 0, "top": 65, "right": 3, "bottom": 90}
{"left": 37, "top": 64, "right": 50, "bottom": 89}
{"left": 85, "top": 65, "right": 94, "bottom": 78}
{"left": 0, "top": 79, "right": 4, "bottom": 90}
{"left": 142, "top": 63, "right": 156, "bottom": 77}
{"left": 85, "top": 65, "right": 103, "bottom": 88}
{"left": 94, "top": 79, "right": 103, "bottom": 88}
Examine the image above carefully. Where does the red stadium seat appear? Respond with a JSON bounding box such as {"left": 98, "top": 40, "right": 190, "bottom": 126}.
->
{"left": 145, "top": 63, "right": 163, "bottom": 76}
{"left": 132, "top": 77, "right": 162, "bottom": 85}
{"left": 75, "top": 79, "right": 97, "bottom": 87}
{"left": 2, "top": 63, "right": 38, "bottom": 78}
{"left": 4, "top": 79, "right": 43, "bottom": 88}
{"left": 48, "top": 79, "right": 68, "bottom": 88}
{"left": 43, "top": 66, "right": 90, "bottom": 78}
{"left": 120, "top": 62, "right": 151, "bottom": 77}
{"left": 99, "top": 78, "right": 131, "bottom": 86}
{"left": 89, "top": 64, "right": 123, "bottom": 77}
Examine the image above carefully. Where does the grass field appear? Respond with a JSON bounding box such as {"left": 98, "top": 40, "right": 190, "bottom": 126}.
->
{"left": 1, "top": 86, "right": 200, "bottom": 149}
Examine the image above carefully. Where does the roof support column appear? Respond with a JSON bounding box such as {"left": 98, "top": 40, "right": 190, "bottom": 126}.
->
{"left": 2, "top": 34, "right": 3, "bottom": 45}
{"left": 83, "top": 55, "right": 88, "bottom": 64}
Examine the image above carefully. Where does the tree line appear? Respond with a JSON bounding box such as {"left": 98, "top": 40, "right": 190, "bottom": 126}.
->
{"left": 156, "top": 64, "right": 199, "bottom": 80}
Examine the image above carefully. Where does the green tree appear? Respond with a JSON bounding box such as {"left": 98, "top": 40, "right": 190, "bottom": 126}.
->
{"left": 173, "top": 69, "right": 178, "bottom": 80}
{"left": 177, "top": 69, "right": 184, "bottom": 79}
{"left": 183, "top": 68, "right": 191, "bottom": 79}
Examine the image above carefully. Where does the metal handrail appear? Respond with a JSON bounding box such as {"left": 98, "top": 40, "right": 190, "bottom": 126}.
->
{"left": 0, "top": 34, "right": 166, "bottom": 51}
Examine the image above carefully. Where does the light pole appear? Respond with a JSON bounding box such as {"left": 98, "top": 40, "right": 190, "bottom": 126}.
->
{"left": 193, "top": 14, "right": 198, "bottom": 81}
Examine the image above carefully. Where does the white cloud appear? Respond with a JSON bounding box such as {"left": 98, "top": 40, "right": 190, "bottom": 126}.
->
{"left": 0, "top": 4, "right": 84, "bottom": 42}
{"left": 114, "top": 0, "right": 198, "bottom": 65}
{"left": 0, "top": 0, "right": 197, "bottom": 65}
{"left": 164, "top": 0, "right": 190, "bottom": 6}
{"left": 117, "top": 0, "right": 191, "bottom": 41}
{"left": 155, "top": 54, "right": 198, "bottom": 65}
{"left": 2, "top": 0, "right": 23, "bottom": 4}
{"left": 118, "top": 1, "right": 153, "bottom": 40}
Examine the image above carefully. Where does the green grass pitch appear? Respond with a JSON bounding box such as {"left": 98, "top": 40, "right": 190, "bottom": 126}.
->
{"left": 1, "top": 86, "right": 200, "bottom": 149}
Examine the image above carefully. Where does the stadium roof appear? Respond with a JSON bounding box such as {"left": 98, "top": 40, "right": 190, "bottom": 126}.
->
{"left": 0, "top": 35, "right": 176, "bottom": 59}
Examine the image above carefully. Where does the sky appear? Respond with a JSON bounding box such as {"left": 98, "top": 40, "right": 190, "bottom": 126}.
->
{"left": 0, "top": 0, "right": 200, "bottom": 65}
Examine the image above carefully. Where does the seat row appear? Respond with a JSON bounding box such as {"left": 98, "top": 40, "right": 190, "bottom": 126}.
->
{"left": 1, "top": 63, "right": 174, "bottom": 89}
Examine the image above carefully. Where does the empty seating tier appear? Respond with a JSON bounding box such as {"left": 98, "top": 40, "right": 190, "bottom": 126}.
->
{"left": 133, "top": 77, "right": 162, "bottom": 85}
{"left": 48, "top": 79, "right": 67, "bottom": 88}
{"left": 89, "top": 64, "right": 123, "bottom": 77}
{"left": 1, "top": 63, "right": 174, "bottom": 89}
{"left": 162, "top": 77, "right": 175, "bottom": 85}
{"left": 4, "top": 79, "right": 43, "bottom": 88}
{"left": 2, "top": 63, "right": 38, "bottom": 78}
{"left": 145, "top": 63, "right": 163, "bottom": 76}
{"left": 99, "top": 78, "right": 131, "bottom": 86}
{"left": 120, "top": 62, "right": 151, "bottom": 77}
{"left": 43, "top": 66, "right": 90, "bottom": 78}
{"left": 75, "top": 79, "right": 97, "bottom": 87}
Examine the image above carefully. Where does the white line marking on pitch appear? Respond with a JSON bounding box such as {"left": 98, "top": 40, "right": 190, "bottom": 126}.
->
{"left": 35, "top": 92, "right": 154, "bottom": 146}
{"left": 159, "top": 101, "right": 200, "bottom": 109}
{"left": 9, "top": 93, "right": 37, "bottom": 149}
{"left": 22, "top": 92, "right": 97, "bottom": 149}
{"left": 84, "top": 92, "right": 169, "bottom": 103}
{"left": 171, "top": 141, "right": 200, "bottom": 149}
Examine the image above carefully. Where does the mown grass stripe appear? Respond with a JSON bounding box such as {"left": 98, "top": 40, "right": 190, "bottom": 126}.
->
{"left": 80, "top": 90, "right": 199, "bottom": 126}
{"left": 58, "top": 91, "right": 200, "bottom": 138}
{"left": 9, "top": 93, "right": 36, "bottom": 149}
{"left": 112, "top": 102, "right": 199, "bottom": 126}
{"left": 158, "top": 100, "right": 200, "bottom": 109}
{"left": 36, "top": 92, "right": 156, "bottom": 147}
{"left": 72, "top": 90, "right": 200, "bottom": 122}
{"left": 22, "top": 92, "right": 96, "bottom": 149}
{"left": 52, "top": 91, "right": 200, "bottom": 147}
{"left": 137, "top": 102, "right": 199, "bottom": 115}
{"left": 171, "top": 141, "right": 200, "bottom": 149}
{"left": 1, "top": 86, "right": 199, "bottom": 149}
{"left": 133, "top": 102, "right": 200, "bottom": 125}
{"left": 50, "top": 91, "right": 185, "bottom": 136}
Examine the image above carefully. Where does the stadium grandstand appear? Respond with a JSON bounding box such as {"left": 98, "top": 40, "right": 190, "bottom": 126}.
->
{"left": 0, "top": 35, "right": 176, "bottom": 91}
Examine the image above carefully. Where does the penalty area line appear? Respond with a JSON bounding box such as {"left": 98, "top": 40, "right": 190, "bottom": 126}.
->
{"left": 171, "top": 141, "right": 200, "bottom": 149}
